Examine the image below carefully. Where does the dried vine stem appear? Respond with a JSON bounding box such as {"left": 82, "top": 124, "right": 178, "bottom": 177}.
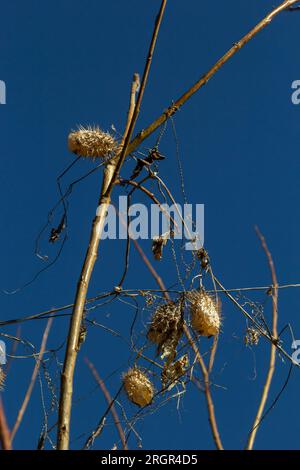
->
{"left": 182, "top": 325, "right": 223, "bottom": 450}
{"left": 246, "top": 227, "right": 278, "bottom": 450}
{"left": 212, "top": 275, "right": 298, "bottom": 367}
{"left": 84, "top": 357, "right": 128, "bottom": 450}
{"left": 11, "top": 318, "right": 53, "bottom": 441}
{"left": 126, "top": 0, "right": 299, "bottom": 156}
{"left": 57, "top": 0, "right": 167, "bottom": 450}
{"left": 0, "top": 398, "right": 12, "bottom": 450}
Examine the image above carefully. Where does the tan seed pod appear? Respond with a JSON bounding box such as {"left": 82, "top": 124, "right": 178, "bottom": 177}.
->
{"left": 147, "top": 301, "right": 183, "bottom": 361}
{"left": 123, "top": 367, "right": 154, "bottom": 407}
{"left": 0, "top": 367, "right": 5, "bottom": 391}
{"left": 187, "top": 290, "right": 221, "bottom": 336}
{"left": 68, "top": 125, "right": 117, "bottom": 159}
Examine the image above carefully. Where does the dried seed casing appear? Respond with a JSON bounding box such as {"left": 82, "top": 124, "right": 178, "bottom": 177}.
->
{"left": 187, "top": 290, "right": 221, "bottom": 336}
{"left": 123, "top": 367, "right": 154, "bottom": 407}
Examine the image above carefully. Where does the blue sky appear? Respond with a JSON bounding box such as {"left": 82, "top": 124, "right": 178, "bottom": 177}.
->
{"left": 1, "top": 0, "right": 300, "bottom": 450}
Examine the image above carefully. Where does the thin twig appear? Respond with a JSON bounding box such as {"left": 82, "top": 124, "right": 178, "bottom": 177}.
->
{"left": 0, "top": 398, "right": 12, "bottom": 450}
{"left": 11, "top": 318, "right": 53, "bottom": 441}
{"left": 84, "top": 357, "right": 128, "bottom": 450}
{"left": 246, "top": 227, "right": 278, "bottom": 450}
{"left": 2, "top": 283, "right": 300, "bottom": 328}
{"left": 118, "top": 178, "right": 178, "bottom": 230}
{"left": 181, "top": 324, "right": 223, "bottom": 450}
{"left": 212, "top": 275, "right": 298, "bottom": 368}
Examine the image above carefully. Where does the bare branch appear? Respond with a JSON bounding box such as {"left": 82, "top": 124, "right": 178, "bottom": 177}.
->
{"left": 246, "top": 227, "right": 278, "bottom": 450}
{"left": 0, "top": 398, "right": 12, "bottom": 450}
{"left": 84, "top": 357, "right": 128, "bottom": 450}
{"left": 11, "top": 318, "right": 53, "bottom": 441}
{"left": 127, "top": 0, "right": 300, "bottom": 155}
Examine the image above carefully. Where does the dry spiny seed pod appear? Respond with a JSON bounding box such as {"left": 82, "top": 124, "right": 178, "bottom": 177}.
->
{"left": 123, "top": 367, "right": 154, "bottom": 407}
{"left": 162, "top": 354, "right": 189, "bottom": 390}
{"left": 147, "top": 301, "right": 183, "bottom": 361}
{"left": 0, "top": 367, "right": 5, "bottom": 391}
{"left": 68, "top": 125, "right": 117, "bottom": 159}
{"left": 187, "top": 290, "right": 221, "bottom": 336}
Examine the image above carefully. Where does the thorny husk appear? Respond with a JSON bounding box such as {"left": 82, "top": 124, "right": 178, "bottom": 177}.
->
{"left": 187, "top": 290, "right": 221, "bottom": 336}
{"left": 68, "top": 125, "right": 117, "bottom": 159}
{"left": 123, "top": 367, "right": 154, "bottom": 407}
{"left": 147, "top": 300, "right": 183, "bottom": 362}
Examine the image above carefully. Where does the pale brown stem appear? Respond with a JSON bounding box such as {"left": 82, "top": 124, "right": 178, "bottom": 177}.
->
{"left": 11, "top": 318, "right": 53, "bottom": 441}
{"left": 56, "top": 76, "right": 138, "bottom": 450}
{"left": 56, "top": 1, "right": 167, "bottom": 449}
{"left": 126, "top": 0, "right": 299, "bottom": 156}
{"left": 182, "top": 324, "right": 223, "bottom": 450}
{"left": 0, "top": 398, "right": 12, "bottom": 450}
{"left": 84, "top": 357, "right": 128, "bottom": 450}
{"left": 246, "top": 227, "right": 278, "bottom": 450}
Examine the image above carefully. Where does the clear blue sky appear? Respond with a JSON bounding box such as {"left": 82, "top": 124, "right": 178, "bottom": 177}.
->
{"left": 1, "top": 0, "right": 300, "bottom": 450}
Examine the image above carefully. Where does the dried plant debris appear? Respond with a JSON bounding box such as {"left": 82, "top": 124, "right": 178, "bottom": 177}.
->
{"left": 130, "top": 147, "right": 165, "bottom": 180}
{"left": 0, "top": 367, "right": 5, "bottom": 391}
{"left": 196, "top": 247, "right": 210, "bottom": 270}
{"left": 123, "top": 367, "right": 154, "bottom": 407}
{"left": 49, "top": 214, "right": 66, "bottom": 243}
{"left": 245, "top": 327, "right": 260, "bottom": 346}
{"left": 68, "top": 125, "right": 117, "bottom": 159}
{"left": 152, "top": 231, "right": 170, "bottom": 260}
{"left": 187, "top": 290, "right": 221, "bottom": 336}
{"left": 147, "top": 301, "right": 183, "bottom": 361}
{"left": 141, "top": 291, "right": 155, "bottom": 305}
{"left": 76, "top": 322, "right": 87, "bottom": 351}
{"left": 162, "top": 354, "right": 189, "bottom": 390}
